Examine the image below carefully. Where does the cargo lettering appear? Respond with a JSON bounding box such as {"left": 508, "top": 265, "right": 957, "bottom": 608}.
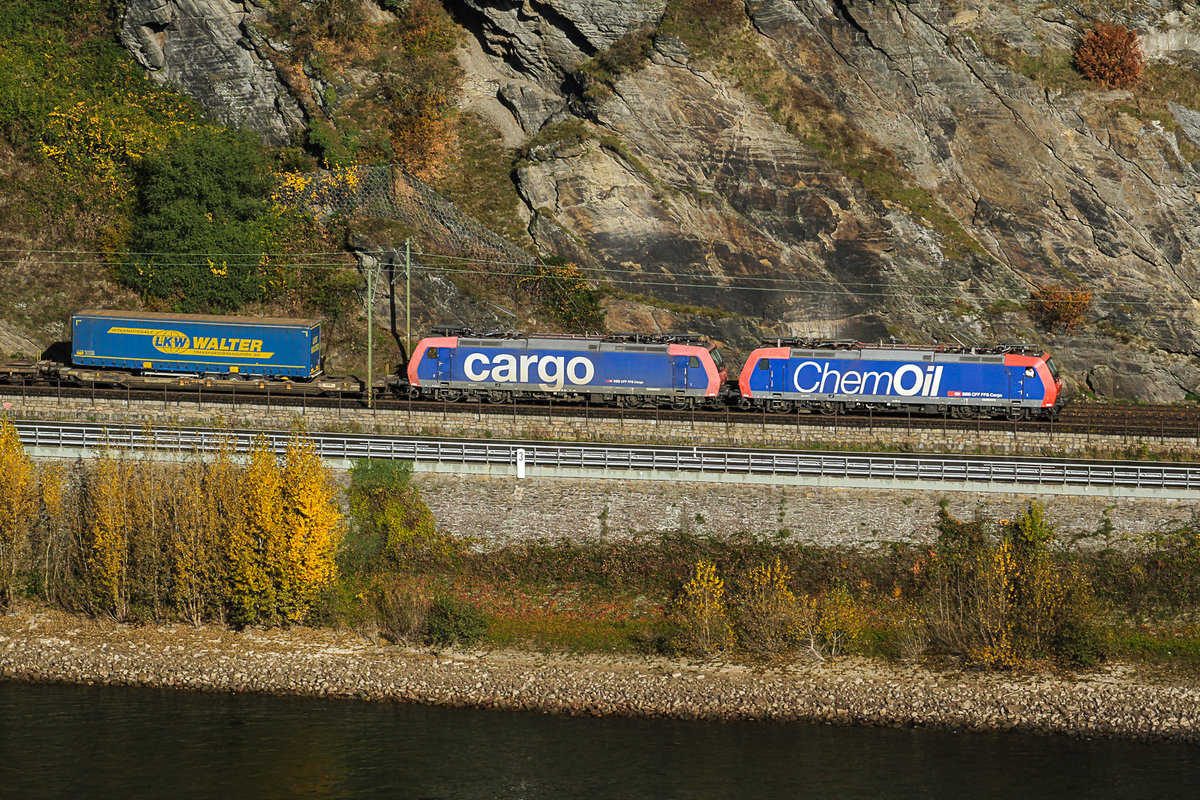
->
{"left": 463, "top": 352, "right": 596, "bottom": 391}
{"left": 793, "top": 361, "right": 944, "bottom": 398}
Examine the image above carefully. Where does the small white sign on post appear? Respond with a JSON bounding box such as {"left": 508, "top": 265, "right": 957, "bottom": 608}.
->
{"left": 516, "top": 448, "right": 526, "bottom": 480}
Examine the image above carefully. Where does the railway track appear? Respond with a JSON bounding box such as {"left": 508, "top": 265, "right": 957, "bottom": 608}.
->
{"left": 3, "top": 379, "right": 1200, "bottom": 441}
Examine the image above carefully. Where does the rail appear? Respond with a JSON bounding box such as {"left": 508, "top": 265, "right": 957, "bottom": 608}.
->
{"left": 14, "top": 421, "right": 1200, "bottom": 492}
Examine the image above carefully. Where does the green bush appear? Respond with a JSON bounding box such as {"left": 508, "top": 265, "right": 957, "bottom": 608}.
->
{"left": 424, "top": 595, "right": 486, "bottom": 648}
{"left": 922, "top": 503, "right": 1106, "bottom": 668}
{"left": 118, "top": 127, "right": 292, "bottom": 311}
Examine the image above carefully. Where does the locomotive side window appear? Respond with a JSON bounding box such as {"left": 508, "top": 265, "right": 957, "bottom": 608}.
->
{"left": 688, "top": 356, "right": 701, "bottom": 368}
{"left": 1046, "top": 358, "right": 1060, "bottom": 380}
{"left": 709, "top": 346, "right": 724, "bottom": 368}
{"left": 757, "top": 359, "right": 770, "bottom": 370}
{"left": 426, "top": 348, "right": 438, "bottom": 358}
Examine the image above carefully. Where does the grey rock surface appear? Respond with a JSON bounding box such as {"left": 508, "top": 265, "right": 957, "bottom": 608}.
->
{"left": 116, "top": 0, "right": 1200, "bottom": 400}
{"left": 453, "top": 0, "right": 1200, "bottom": 397}
{"left": 120, "top": 0, "right": 303, "bottom": 144}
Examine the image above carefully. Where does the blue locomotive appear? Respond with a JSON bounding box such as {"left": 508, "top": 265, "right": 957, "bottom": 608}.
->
{"left": 405, "top": 327, "right": 726, "bottom": 408}
{"left": 738, "top": 340, "right": 1063, "bottom": 419}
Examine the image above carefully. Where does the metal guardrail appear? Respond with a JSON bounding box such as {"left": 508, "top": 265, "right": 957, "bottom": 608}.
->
{"left": 14, "top": 421, "right": 1200, "bottom": 492}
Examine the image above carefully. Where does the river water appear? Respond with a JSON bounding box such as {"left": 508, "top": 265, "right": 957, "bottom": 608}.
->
{"left": 2, "top": 681, "right": 1198, "bottom": 799}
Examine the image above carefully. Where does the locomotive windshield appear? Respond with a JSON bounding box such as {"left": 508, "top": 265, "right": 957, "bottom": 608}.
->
{"left": 708, "top": 345, "right": 724, "bottom": 368}
{"left": 1045, "top": 357, "right": 1061, "bottom": 381}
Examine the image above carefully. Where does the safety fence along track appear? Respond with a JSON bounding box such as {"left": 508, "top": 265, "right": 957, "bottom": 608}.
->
{"left": 14, "top": 421, "right": 1200, "bottom": 497}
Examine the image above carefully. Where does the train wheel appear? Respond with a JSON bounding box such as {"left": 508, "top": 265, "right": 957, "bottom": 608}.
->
{"left": 1006, "top": 407, "right": 1027, "bottom": 421}
{"left": 768, "top": 400, "right": 794, "bottom": 413}
{"left": 817, "top": 401, "right": 839, "bottom": 416}
{"left": 670, "top": 397, "right": 693, "bottom": 410}
{"left": 486, "top": 390, "right": 511, "bottom": 405}
{"left": 950, "top": 405, "right": 973, "bottom": 419}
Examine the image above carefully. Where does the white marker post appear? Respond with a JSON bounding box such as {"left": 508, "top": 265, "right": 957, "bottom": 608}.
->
{"left": 516, "top": 448, "right": 526, "bottom": 480}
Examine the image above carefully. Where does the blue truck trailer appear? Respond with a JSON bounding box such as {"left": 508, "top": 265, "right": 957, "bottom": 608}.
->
{"left": 70, "top": 310, "right": 322, "bottom": 379}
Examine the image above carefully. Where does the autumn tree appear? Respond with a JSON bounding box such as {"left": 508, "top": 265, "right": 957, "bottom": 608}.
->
{"left": 923, "top": 504, "right": 1105, "bottom": 668}
{"left": 1029, "top": 284, "right": 1093, "bottom": 333}
{"left": 1075, "top": 22, "right": 1144, "bottom": 89}
{"left": 31, "top": 462, "right": 70, "bottom": 603}
{"left": 732, "top": 558, "right": 802, "bottom": 656}
{"left": 0, "top": 418, "right": 36, "bottom": 611}
{"left": 168, "top": 458, "right": 225, "bottom": 626}
{"left": 277, "top": 430, "right": 342, "bottom": 623}
{"left": 226, "top": 436, "right": 280, "bottom": 626}
{"left": 347, "top": 459, "right": 461, "bottom": 570}
{"left": 83, "top": 453, "right": 130, "bottom": 619}
{"left": 673, "top": 559, "right": 735, "bottom": 656}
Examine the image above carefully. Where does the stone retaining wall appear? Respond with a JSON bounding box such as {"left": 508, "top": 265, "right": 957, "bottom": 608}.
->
{"left": 2, "top": 391, "right": 1197, "bottom": 458}
{"left": 413, "top": 473, "right": 1194, "bottom": 548}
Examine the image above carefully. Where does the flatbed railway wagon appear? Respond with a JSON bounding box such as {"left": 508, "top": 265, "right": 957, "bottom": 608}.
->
{"left": 405, "top": 329, "right": 726, "bottom": 408}
{"left": 739, "top": 340, "right": 1063, "bottom": 419}
{"left": 70, "top": 310, "right": 323, "bottom": 380}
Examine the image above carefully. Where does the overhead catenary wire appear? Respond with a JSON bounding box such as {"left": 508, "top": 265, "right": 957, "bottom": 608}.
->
{"left": 0, "top": 247, "right": 1190, "bottom": 311}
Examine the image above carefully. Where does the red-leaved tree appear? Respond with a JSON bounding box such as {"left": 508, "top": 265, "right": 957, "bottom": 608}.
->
{"left": 1075, "top": 22, "right": 1144, "bottom": 88}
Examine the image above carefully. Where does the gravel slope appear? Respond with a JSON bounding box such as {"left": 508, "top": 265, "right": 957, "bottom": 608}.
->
{"left": 1, "top": 608, "right": 1197, "bottom": 742}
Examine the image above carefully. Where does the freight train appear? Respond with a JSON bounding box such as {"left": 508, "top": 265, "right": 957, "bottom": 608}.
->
{"left": 0, "top": 311, "right": 1064, "bottom": 418}
{"left": 406, "top": 328, "right": 1063, "bottom": 419}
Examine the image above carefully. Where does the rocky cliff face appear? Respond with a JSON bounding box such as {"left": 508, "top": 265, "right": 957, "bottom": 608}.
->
{"left": 120, "top": 0, "right": 303, "bottom": 144}
{"left": 119, "top": 0, "right": 1200, "bottom": 400}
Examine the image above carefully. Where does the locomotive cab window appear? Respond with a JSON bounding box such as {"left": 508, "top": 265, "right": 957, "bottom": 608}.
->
{"left": 709, "top": 346, "right": 724, "bottom": 368}
{"left": 757, "top": 359, "right": 770, "bottom": 370}
{"left": 426, "top": 348, "right": 438, "bottom": 359}
{"left": 688, "top": 356, "right": 701, "bottom": 368}
{"left": 1046, "top": 358, "right": 1060, "bottom": 380}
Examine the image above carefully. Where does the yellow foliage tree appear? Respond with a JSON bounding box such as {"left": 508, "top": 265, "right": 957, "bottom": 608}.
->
{"left": 278, "top": 431, "right": 342, "bottom": 623}
{"left": 84, "top": 454, "right": 129, "bottom": 619}
{"left": 733, "top": 558, "right": 802, "bottom": 656}
{"left": 169, "top": 458, "right": 225, "bottom": 626}
{"left": 0, "top": 418, "right": 36, "bottom": 610}
{"left": 226, "top": 436, "right": 280, "bottom": 626}
{"left": 34, "top": 462, "right": 67, "bottom": 601}
{"left": 673, "top": 559, "right": 735, "bottom": 656}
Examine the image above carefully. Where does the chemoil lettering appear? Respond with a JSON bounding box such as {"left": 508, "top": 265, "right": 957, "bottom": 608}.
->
{"left": 463, "top": 352, "right": 596, "bottom": 391}
{"left": 792, "top": 360, "right": 944, "bottom": 397}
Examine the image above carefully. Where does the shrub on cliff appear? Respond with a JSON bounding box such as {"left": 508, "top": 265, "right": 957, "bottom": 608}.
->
{"left": 1028, "top": 284, "right": 1093, "bottom": 333}
{"left": 1075, "top": 22, "right": 1144, "bottom": 89}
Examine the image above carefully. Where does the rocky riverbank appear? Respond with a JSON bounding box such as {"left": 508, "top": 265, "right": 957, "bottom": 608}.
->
{"left": 1, "top": 608, "right": 1197, "bottom": 742}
